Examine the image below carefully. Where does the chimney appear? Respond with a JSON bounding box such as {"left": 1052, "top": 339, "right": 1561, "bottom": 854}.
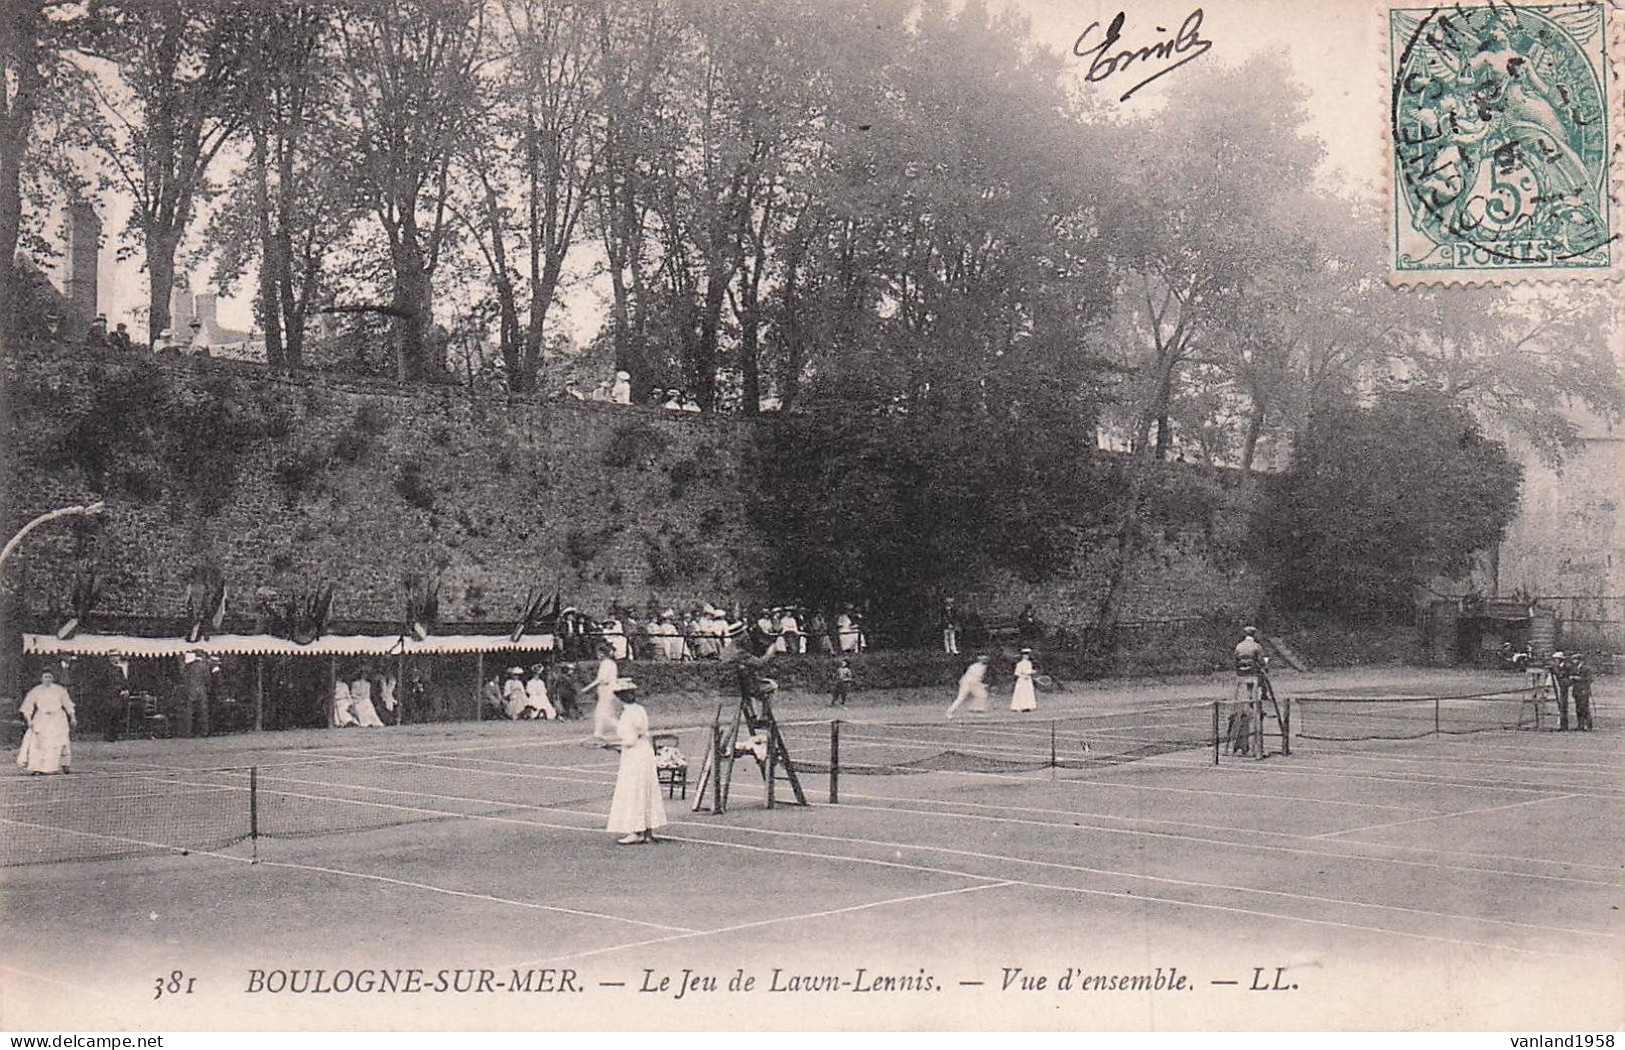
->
{"left": 169, "top": 281, "right": 194, "bottom": 334}
{"left": 65, "top": 199, "right": 100, "bottom": 333}
{"left": 194, "top": 292, "right": 218, "bottom": 333}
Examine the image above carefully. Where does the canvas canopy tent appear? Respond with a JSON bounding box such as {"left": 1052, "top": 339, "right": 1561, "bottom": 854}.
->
{"left": 23, "top": 631, "right": 557, "bottom": 658}
{"left": 21, "top": 631, "right": 558, "bottom": 731}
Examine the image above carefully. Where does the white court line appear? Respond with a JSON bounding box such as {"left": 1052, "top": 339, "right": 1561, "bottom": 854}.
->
{"left": 0, "top": 816, "right": 249, "bottom": 863}
{"left": 262, "top": 750, "right": 1624, "bottom": 888}
{"left": 1, "top": 806, "right": 689, "bottom": 937}
{"left": 1288, "top": 743, "right": 1624, "bottom": 778}
{"left": 1310, "top": 794, "right": 1584, "bottom": 840}
{"left": 515, "top": 831, "right": 1574, "bottom": 965}
{"left": 221, "top": 768, "right": 1619, "bottom": 946}
{"left": 810, "top": 794, "right": 1619, "bottom": 889}
{"left": 1208, "top": 755, "right": 1625, "bottom": 800}
{"left": 247, "top": 858, "right": 698, "bottom": 934}
{"left": 0, "top": 785, "right": 239, "bottom": 809}
{"left": 511, "top": 881, "right": 1018, "bottom": 969}
{"left": 434, "top": 753, "right": 1619, "bottom": 888}
{"left": 57, "top": 765, "right": 1607, "bottom": 961}
{"left": 819, "top": 784, "right": 1625, "bottom": 876}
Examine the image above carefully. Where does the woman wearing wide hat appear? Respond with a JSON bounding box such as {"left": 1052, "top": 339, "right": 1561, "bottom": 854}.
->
{"left": 606, "top": 680, "right": 667, "bottom": 845}
{"left": 1010, "top": 649, "right": 1038, "bottom": 713}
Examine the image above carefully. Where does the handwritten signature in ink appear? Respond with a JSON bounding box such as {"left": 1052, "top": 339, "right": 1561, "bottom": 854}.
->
{"left": 1074, "top": 9, "right": 1213, "bottom": 102}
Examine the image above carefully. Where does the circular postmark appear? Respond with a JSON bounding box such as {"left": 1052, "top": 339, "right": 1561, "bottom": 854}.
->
{"left": 1390, "top": 3, "right": 1611, "bottom": 269}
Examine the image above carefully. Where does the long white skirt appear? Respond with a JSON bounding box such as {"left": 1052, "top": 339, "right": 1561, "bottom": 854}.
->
{"left": 593, "top": 686, "right": 623, "bottom": 743}
{"left": 606, "top": 740, "right": 668, "bottom": 834}
{"left": 352, "top": 695, "right": 386, "bottom": 728}
{"left": 1011, "top": 677, "right": 1037, "bottom": 712}
{"left": 16, "top": 712, "right": 71, "bottom": 774}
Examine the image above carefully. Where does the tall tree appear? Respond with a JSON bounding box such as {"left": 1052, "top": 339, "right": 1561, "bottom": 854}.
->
{"left": 1264, "top": 387, "right": 1523, "bottom": 621}
{"left": 204, "top": 3, "right": 352, "bottom": 369}
{"left": 334, "top": 0, "right": 487, "bottom": 381}
{"left": 70, "top": 0, "right": 251, "bottom": 340}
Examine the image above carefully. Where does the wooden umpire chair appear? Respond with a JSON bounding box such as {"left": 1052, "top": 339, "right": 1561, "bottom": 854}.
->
{"left": 652, "top": 733, "right": 687, "bottom": 799}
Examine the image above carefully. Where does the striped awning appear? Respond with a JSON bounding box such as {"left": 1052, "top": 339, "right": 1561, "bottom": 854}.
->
{"left": 23, "top": 631, "right": 557, "bottom": 659}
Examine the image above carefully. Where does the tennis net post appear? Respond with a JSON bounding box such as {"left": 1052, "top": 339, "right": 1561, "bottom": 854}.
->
{"left": 249, "top": 765, "right": 259, "bottom": 863}
{"left": 1212, "top": 701, "right": 1220, "bottom": 765}
{"left": 830, "top": 720, "right": 841, "bottom": 804}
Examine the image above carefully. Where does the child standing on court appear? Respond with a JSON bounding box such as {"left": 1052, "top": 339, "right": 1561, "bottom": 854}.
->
{"left": 831, "top": 658, "right": 854, "bottom": 707}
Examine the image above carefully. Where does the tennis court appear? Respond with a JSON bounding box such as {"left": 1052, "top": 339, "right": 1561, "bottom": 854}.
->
{"left": 2, "top": 667, "right": 1620, "bottom": 1031}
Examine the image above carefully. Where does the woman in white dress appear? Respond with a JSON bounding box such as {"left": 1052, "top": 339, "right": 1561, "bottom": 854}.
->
{"left": 17, "top": 672, "right": 76, "bottom": 775}
{"left": 350, "top": 673, "right": 386, "bottom": 728}
{"left": 332, "top": 679, "right": 359, "bottom": 727}
{"left": 605, "top": 683, "right": 667, "bottom": 845}
{"left": 1010, "top": 649, "right": 1038, "bottom": 713}
{"left": 583, "top": 645, "right": 621, "bottom": 744}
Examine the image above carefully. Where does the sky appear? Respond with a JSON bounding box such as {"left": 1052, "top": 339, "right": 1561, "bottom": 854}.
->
{"left": 54, "top": 0, "right": 1438, "bottom": 341}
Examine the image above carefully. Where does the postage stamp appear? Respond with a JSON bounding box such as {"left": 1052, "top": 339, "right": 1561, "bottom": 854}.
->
{"left": 1387, "top": 1, "right": 1618, "bottom": 283}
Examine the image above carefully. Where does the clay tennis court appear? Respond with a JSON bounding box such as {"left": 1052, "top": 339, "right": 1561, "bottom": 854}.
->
{"left": 2, "top": 666, "right": 1620, "bottom": 1031}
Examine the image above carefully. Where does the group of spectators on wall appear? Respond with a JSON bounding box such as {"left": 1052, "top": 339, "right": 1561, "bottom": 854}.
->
{"left": 553, "top": 603, "right": 869, "bottom": 664}
{"left": 566, "top": 369, "right": 719, "bottom": 415}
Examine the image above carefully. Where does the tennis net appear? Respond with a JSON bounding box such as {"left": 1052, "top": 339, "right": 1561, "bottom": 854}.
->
{"left": 1290, "top": 689, "right": 1533, "bottom": 743}
{"left": 0, "top": 758, "right": 614, "bottom": 868}
{"left": 785, "top": 702, "right": 1221, "bottom": 777}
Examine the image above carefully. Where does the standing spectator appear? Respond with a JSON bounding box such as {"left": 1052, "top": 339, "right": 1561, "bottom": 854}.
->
{"left": 1016, "top": 603, "right": 1039, "bottom": 643}
{"left": 16, "top": 671, "right": 76, "bottom": 775}
{"left": 809, "top": 611, "right": 834, "bottom": 655}
{"left": 941, "top": 598, "right": 960, "bottom": 655}
{"left": 831, "top": 658, "right": 854, "bottom": 708}
{"left": 605, "top": 682, "right": 666, "bottom": 845}
{"left": 176, "top": 650, "right": 212, "bottom": 737}
{"left": 1569, "top": 654, "right": 1594, "bottom": 731}
{"left": 778, "top": 608, "right": 804, "bottom": 654}
{"left": 1549, "top": 651, "right": 1572, "bottom": 730}
{"left": 837, "top": 610, "right": 864, "bottom": 653}
{"left": 945, "top": 655, "right": 990, "bottom": 720}
{"left": 551, "top": 663, "right": 582, "bottom": 720}
{"left": 610, "top": 370, "right": 632, "bottom": 404}
{"left": 1010, "top": 649, "right": 1037, "bottom": 712}
{"left": 583, "top": 644, "right": 621, "bottom": 744}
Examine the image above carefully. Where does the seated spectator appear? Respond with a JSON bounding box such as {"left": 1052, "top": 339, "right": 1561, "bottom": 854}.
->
{"left": 611, "top": 370, "right": 632, "bottom": 404}
{"left": 109, "top": 322, "right": 133, "bottom": 351}
{"left": 153, "top": 328, "right": 176, "bottom": 354}
{"left": 333, "top": 679, "right": 358, "bottom": 727}
{"left": 482, "top": 676, "right": 505, "bottom": 717}
{"left": 502, "top": 667, "right": 529, "bottom": 719}
{"left": 680, "top": 395, "right": 701, "bottom": 413}
{"left": 351, "top": 672, "right": 386, "bottom": 728}
{"left": 663, "top": 389, "right": 684, "bottom": 411}
{"left": 522, "top": 664, "right": 557, "bottom": 720}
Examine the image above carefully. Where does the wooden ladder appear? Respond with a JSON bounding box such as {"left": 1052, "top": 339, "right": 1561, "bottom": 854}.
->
{"left": 692, "top": 694, "right": 807, "bottom": 814}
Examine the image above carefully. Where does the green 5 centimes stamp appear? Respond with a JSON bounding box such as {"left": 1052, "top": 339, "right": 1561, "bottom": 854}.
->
{"left": 1389, "top": 2, "right": 1616, "bottom": 281}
